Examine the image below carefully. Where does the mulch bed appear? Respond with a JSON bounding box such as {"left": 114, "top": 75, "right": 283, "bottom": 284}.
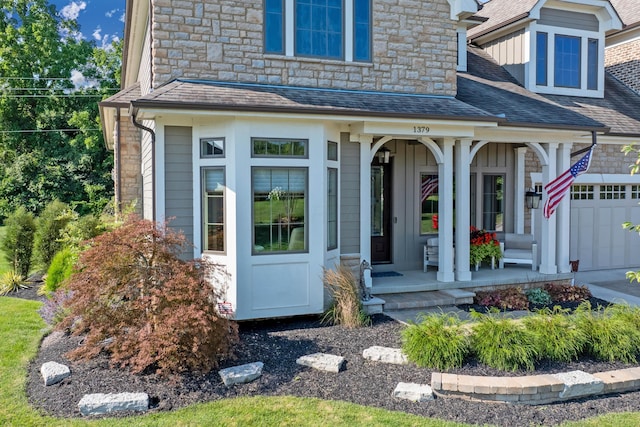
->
{"left": 457, "top": 296, "right": 613, "bottom": 314}
{"left": 8, "top": 284, "right": 640, "bottom": 426}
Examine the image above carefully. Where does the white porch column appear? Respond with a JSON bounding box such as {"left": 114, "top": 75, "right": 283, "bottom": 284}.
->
{"left": 455, "top": 138, "right": 472, "bottom": 281}
{"left": 540, "top": 143, "right": 558, "bottom": 274}
{"left": 515, "top": 147, "right": 527, "bottom": 234}
{"left": 556, "top": 143, "right": 572, "bottom": 273}
{"left": 359, "top": 136, "right": 372, "bottom": 264}
{"left": 438, "top": 138, "right": 455, "bottom": 282}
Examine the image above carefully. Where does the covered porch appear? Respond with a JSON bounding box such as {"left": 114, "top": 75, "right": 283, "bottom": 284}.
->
{"left": 371, "top": 264, "right": 573, "bottom": 295}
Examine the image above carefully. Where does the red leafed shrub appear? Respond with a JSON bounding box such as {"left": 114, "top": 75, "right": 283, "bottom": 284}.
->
{"left": 57, "top": 216, "right": 238, "bottom": 377}
{"left": 543, "top": 283, "right": 592, "bottom": 302}
{"left": 474, "top": 287, "right": 529, "bottom": 311}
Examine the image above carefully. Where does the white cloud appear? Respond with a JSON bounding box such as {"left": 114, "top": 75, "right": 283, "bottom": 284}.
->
{"left": 120, "top": 13, "right": 125, "bottom": 23}
{"left": 105, "top": 9, "right": 118, "bottom": 18}
{"left": 92, "top": 27, "right": 102, "bottom": 41}
{"left": 70, "top": 70, "right": 86, "bottom": 88}
{"left": 60, "top": 1, "right": 87, "bottom": 21}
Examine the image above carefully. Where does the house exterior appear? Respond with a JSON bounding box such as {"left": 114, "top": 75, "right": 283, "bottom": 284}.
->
{"left": 100, "top": 0, "right": 640, "bottom": 320}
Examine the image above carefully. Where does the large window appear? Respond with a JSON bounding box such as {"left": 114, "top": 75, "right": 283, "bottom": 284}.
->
{"left": 253, "top": 168, "right": 308, "bottom": 253}
{"left": 535, "top": 30, "right": 600, "bottom": 93}
{"left": 554, "top": 35, "right": 581, "bottom": 88}
{"left": 296, "top": 0, "right": 343, "bottom": 58}
{"left": 482, "top": 175, "right": 504, "bottom": 231}
{"left": 264, "top": 0, "right": 371, "bottom": 62}
{"left": 420, "top": 174, "right": 439, "bottom": 234}
{"left": 202, "top": 168, "right": 225, "bottom": 252}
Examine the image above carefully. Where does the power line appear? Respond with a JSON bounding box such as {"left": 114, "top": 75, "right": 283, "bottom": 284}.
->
{"left": 0, "top": 77, "right": 117, "bottom": 81}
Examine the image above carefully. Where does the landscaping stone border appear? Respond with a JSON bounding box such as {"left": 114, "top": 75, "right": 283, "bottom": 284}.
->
{"left": 431, "top": 367, "right": 640, "bottom": 405}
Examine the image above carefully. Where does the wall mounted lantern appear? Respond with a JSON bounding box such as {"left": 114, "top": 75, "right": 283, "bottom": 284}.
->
{"left": 525, "top": 188, "right": 542, "bottom": 209}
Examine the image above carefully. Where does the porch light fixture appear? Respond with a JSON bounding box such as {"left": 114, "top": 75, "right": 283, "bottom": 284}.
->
{"left": 525, "top": 188, "right": 542, "bottom": 209}
{"left": 377, "top": 148, "right": 390, "bottom": 164}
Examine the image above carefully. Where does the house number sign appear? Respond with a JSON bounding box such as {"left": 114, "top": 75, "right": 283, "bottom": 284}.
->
{"left": 413, "top": 126, "right": 430, "bottom": 134}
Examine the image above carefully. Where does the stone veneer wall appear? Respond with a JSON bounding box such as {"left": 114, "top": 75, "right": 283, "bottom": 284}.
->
{"left": 606, "top": 39, "right": 640, "bottom": 95}
{"left": 116, "top": 117, "right": 143, "bottom": 216}
{"left": 150, "top": 0, "right": 457, "bottom": 95}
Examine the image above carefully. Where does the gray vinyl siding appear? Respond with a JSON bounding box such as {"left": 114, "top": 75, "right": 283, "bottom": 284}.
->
{"left": 141, "top": 120, "right": 154, "bottom": 221}
{"left": 165, "top": 126, "right": 194, "bottom": 252}
{"left": 340, "top": 132, "right": 360, "bottom": 254}
{"left": 482, "top": 29, "right": 526, "bottom": 85}
{"left": 539, "top": 8, "right": 599, "bottom": 32}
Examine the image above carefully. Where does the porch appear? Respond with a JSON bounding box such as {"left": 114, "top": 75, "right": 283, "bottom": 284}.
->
{"left": 370, "top": 265, "right": 573, "bottom": 311}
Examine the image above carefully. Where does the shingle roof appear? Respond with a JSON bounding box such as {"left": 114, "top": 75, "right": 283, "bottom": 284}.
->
{"left": 457, "top": 46, "right": 640, "bottom": 135}
{"left": 99, "top": 82, "right": 141, "bottom": 108}
{"left": 467, "top": 0, "right": 538, "bottom": 40}
{"left": 609, "top": 0, "right": 640, "bottom": 28}
{"left": 131, "top": 79, "right": 498, "bottom": 122}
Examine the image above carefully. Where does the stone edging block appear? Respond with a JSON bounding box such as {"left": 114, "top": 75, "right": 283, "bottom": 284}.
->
{"left": 219, "top": 362, "right": 264, "bottom": 386}
{"left": 296, "top": 353, "right": 345, "bottom": 373}
{"left": 78, "top": 392, "right": 149, "bottom": 416}
{"left": 362, "top": 346, "right": 408, "bottom": 365}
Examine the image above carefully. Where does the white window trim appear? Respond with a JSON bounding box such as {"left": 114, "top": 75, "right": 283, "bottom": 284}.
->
{"left": 528, "top": 23, "right": 604, "bottom": 98}
{"left": 282, "top": 0, "right": 364, "bottom": 62}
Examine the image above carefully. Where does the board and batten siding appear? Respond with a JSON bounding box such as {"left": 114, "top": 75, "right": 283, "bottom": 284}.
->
{"left": 164, "top": 126, "right": 194, "bottom": 253}
{"left": 340, "top": 133, "right": 360, "bottom": 254}
{"left": 481, "top": 29, "right": 526, "bottom": 85}
{"left": 141, "top": 120, "right": 154, "bottom": 221}
{"left": 538, "top": 8, "right": 599, "bottom": 32}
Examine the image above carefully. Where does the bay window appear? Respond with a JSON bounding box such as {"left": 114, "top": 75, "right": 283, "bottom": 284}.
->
{"left": 202, "top": 168, "right": 225, "bottom": 252}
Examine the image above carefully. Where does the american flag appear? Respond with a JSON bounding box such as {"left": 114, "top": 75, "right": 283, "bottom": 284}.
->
{"left": 421, "top": 176, "right": 438, "bottom": 202}
{"left": 543, "top": 148, "right": 593, "bottom": 219}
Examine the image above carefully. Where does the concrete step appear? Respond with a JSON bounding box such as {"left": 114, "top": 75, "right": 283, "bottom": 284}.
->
{"left": 379, "top": 289, "right": 475, "bottom": 310}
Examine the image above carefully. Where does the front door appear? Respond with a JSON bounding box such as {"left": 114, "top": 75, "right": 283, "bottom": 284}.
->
{"left": 371, "top": 159, "right": 392, "bottom": 263}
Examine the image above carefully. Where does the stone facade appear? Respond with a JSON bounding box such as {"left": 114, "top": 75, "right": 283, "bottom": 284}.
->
{"left": 605, "top": 39, "right": 640, "bottom": 95}
{"left": 150, "top": 0, "right": 457, "bottom": 95}
{"left": 116, "top": 117, "right": 143, "bottom": 216}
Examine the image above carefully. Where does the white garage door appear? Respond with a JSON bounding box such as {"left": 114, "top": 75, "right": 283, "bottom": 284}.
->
{"left": 570, "top": 184, "right": 640, "bottom": 271}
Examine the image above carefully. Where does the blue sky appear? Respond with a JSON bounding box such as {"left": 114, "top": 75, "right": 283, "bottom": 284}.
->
{"left": 50, "top": 0, "right": 126, "bottom": 47}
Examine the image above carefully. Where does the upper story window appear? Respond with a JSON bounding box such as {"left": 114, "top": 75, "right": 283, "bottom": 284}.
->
{"left": 264, "top": 0, "right": 371, "bottom": 62}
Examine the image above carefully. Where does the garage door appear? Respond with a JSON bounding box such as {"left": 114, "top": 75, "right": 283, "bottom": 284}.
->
{"left": 570, "top": 184, "right": 640, "bottom": 271}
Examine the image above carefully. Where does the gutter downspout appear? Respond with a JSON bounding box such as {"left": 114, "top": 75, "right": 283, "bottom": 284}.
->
{"left": 115, "top": 108, "right": 122, "bottom": 215}
{"left": 131, "top": 112, "right": 156, "bottom": 221}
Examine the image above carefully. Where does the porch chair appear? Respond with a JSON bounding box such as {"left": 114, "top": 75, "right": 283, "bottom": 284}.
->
{"left": 423, "top": 237, "right": 439, "bottom": 272}
{"left": 499, "top": 233, "right": 537, "bottom": 271}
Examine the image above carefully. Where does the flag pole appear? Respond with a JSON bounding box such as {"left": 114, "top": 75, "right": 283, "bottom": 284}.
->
{"left": 571, "top": 131, "right": 598, "bottom": 157}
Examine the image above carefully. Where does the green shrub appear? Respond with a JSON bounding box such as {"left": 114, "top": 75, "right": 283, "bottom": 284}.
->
{"left": 322, "top": 265, "right": 370, "bottom": 328}
{"left": 522, "top": 307, "right": 587, "bottom": 362}
{"left": 41, "top": 247, "right": 76, "bottom": 296}
{"left": 33, "top": 200, "right": 72, "bottom": 270}
{"left": 402, "top": 312, "right": 470, "bottom": 370}
{"left": 1, "top": 207, "right": 36, "bottom": 277}
{"left": 0, "top": 271, "right": 27, "bottom": 295}
{"left": 57, "top": 217, "right": 239, "bottom": 377}
{"left": 470, "top": 310, "right": 538, "bottom": 371}
{"left": 474, "top": 287, "right": 529, "bottom": 310}
{"left": 574, "top": 302, "right": 640, "bottom": 363}
{"left": 525, "top": 288, "right": 552, "bottom": 306}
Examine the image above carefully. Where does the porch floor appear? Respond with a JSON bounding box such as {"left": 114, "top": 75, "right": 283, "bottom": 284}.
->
{"left": 371, "top": 264, "right": 573, "bottom": 295}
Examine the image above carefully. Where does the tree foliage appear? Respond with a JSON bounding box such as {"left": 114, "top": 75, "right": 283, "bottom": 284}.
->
{"left": 58, "top": 217, "right": 239, "bottom": 377}
{"left": 0, "top": 0, "right": 120, "bottom": 219}
{"left": 1, "top": 206, "right": 35, "bottom": 276}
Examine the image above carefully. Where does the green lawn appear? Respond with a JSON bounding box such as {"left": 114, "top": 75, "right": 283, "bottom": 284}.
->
{"left": 3, "top": 296, "right": 640, "bottom": 426}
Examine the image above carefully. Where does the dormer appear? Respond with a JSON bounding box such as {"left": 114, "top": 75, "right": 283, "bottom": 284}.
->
{"left": 468, "top": 0, "right": 622, "bottom": 98}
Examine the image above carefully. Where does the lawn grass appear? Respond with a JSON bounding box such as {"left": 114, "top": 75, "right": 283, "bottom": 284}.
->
{"left": 3, "top": 296, "right": 640, "bottom": 427}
